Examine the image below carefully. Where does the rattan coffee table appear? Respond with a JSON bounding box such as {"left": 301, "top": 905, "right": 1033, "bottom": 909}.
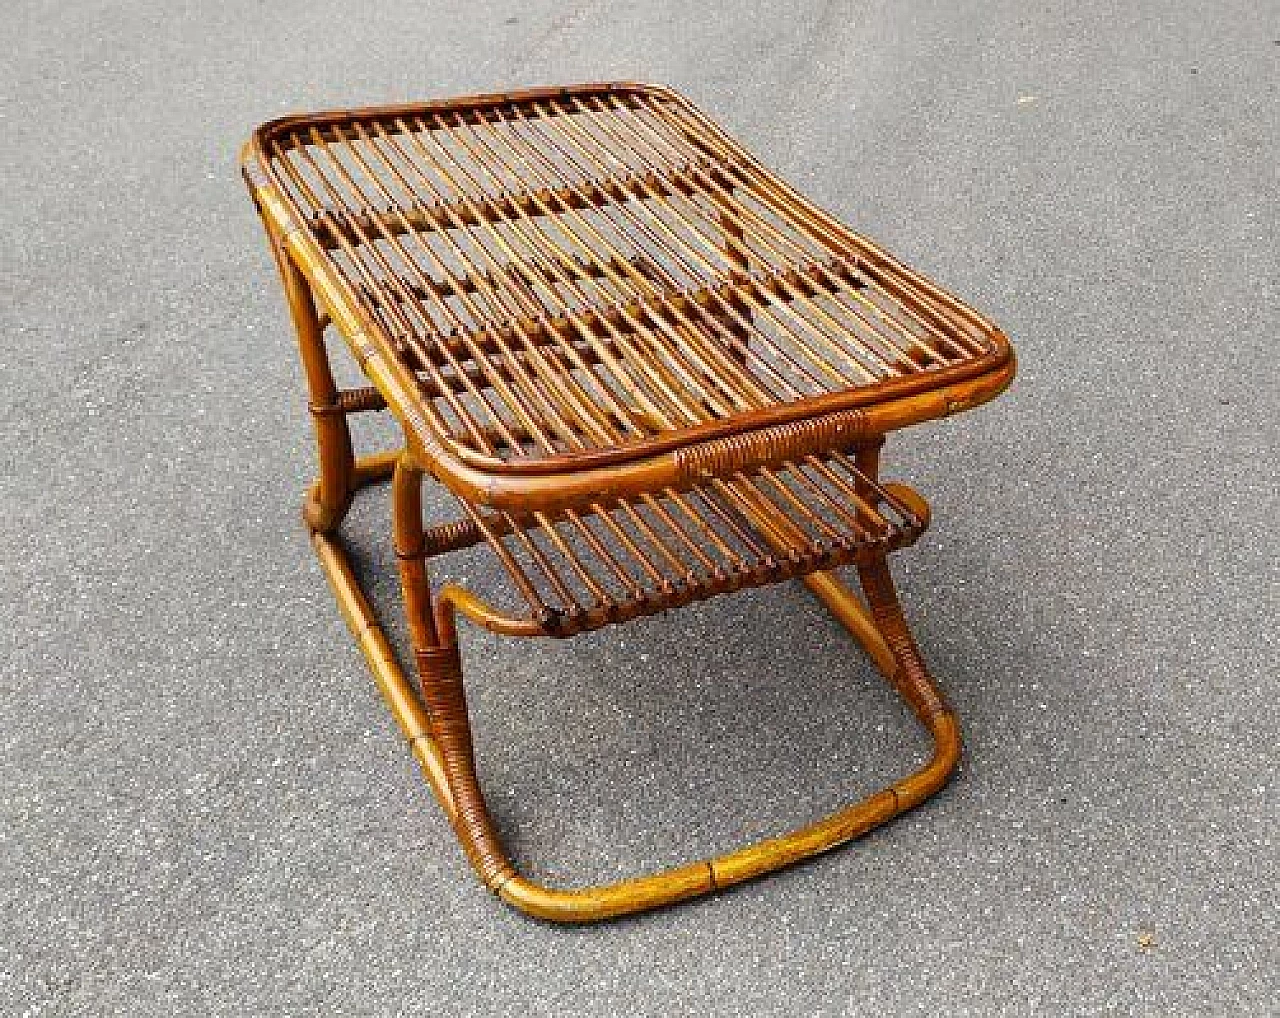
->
{"left": 241, "top": 82, "right": 1014, "bottom": 922}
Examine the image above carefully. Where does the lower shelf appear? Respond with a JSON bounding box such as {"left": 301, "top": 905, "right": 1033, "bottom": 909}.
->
{"left": 426, "top": 450, "right": 929, "bottom": 637}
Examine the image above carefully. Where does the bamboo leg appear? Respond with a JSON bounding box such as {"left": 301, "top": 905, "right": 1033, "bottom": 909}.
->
{"left": 393, "top": 457, "right": 515, "bottom": 890}
{"left": 855, "top": 557, "right": 952, "bottom": 748}
{"left": 311, "top": 528, "right": 455, "bottom": 814}
{"left": 263, "top": 220, "right": 355, "bottom": 533}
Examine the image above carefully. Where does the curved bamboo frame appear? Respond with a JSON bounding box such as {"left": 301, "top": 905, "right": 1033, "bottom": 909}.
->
{"left": 243, "top": 83, "right": 1013, "bottom": 922}
{"left": 311, "top": 451, "right": 959, "bottom": 923}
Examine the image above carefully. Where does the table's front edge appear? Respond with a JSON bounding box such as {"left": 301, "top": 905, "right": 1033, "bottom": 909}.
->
{"left": 418, "top": 347, "right": 1016, "bottom": 513}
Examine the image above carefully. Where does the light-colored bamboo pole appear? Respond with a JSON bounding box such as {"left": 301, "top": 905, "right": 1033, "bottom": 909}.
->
{"left": 263, "top": 219, "right": 355, "bottom": 532}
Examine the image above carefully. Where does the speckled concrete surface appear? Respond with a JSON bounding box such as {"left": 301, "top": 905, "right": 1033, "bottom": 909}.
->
{"left": 2, "top": 1, "right": 1276, "bottom": 1014}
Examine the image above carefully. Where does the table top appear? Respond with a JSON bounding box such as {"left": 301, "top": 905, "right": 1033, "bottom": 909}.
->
{"left": 244, "top": 83, "right": 1012, "bottom": 506}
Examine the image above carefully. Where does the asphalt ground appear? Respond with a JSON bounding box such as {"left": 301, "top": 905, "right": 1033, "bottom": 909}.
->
{"left": 3, "top": 1, "right": 1276, "bottom": 1014}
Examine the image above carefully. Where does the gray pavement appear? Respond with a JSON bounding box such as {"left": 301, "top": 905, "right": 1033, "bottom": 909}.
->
{"left": 3, "top": 1, "right": 1277, "bottom": 1014}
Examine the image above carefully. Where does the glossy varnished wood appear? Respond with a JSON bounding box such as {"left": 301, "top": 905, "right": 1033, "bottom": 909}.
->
{"left": 242, "top": 83, "right": 1013, "bottom": 922}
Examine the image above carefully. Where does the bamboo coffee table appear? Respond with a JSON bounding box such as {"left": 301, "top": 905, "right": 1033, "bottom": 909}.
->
{"left": 241, "top": 83, "right": 1015, "bottom": 922}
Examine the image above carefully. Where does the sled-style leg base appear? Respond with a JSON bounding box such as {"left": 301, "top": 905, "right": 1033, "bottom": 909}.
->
{"left": 308, "top": 453, "right": 960, "bottom": 924}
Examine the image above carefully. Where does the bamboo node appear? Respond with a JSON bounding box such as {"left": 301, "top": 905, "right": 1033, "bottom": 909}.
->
{"left": 674, "top": 409, "right": 869, "bottom": 482}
